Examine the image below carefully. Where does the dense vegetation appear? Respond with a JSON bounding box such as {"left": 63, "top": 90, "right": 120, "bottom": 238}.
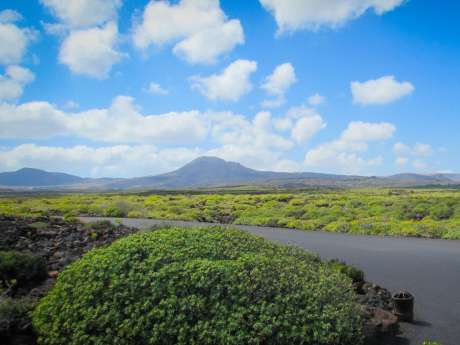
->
{"left": 1, "top": 189, "right": 460, "bottom": 239}
{"left": 32, "top": 227, "right": 362, "bottom": 345}
{"left": 0, "top": 251, "right": 47, "bottom": 291}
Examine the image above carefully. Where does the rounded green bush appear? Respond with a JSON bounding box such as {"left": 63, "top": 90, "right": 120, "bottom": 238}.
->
{"left": 33, "top": 227, "right": 362, "bottom": 345}
{"left": 430, "top": 204, "right": 453, "bottom": 220}
{"left": 0, "top": 251, "right": 47, "bottom": 289}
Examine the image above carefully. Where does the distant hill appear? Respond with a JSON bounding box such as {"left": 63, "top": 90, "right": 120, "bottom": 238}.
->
{"left": 106, "top": 156, "right": 350, "bottom": 189}
{"left": 386, "top": 173, "right": 452, "bottom": 183}
{"left": 442, "top": 174, "right": 460, "bottom": 182}
{"left": 0, "top": 168, "right": 83, "bottom": 187}
{"left": 0, "top": 157, "right": 459, "bottom": 190}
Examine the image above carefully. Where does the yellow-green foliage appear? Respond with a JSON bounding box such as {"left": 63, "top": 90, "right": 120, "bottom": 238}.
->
{"left": 33, "top": 227, "right": 362, "bottom": 345}
{"left": 1, "top": 189, "right": 460, "bottom": 239}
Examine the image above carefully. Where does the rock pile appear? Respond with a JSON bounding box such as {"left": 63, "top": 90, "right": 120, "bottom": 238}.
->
{"left": 0, "top": 216, "right": 140, "bottom": 344}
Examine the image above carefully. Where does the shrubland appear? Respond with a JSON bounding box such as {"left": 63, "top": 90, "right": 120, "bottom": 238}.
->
{"left": 1, "top": 188, "right": 460, "bottom": 239}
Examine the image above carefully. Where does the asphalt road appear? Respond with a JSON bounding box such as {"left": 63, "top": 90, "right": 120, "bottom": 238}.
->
{"left": 79, "top": 217, "right": 460, "bottom": 345}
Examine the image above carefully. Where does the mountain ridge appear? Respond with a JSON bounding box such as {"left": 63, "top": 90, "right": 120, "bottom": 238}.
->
{"left": 0, "top": 156, "right": 458, "bottom": 190}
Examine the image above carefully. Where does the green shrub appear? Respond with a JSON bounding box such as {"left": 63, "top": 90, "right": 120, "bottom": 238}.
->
{"left": 84, "top": 220, "right": 116, "bottom": 239}
{"left": 33, "top": 227, "right": 362, "bottom": 345}
{"left": 103, "top": 206, "right": 125, "bottom": 217}
{"left": 0, "top": 297, "right": 34, "bottom": 336}
{"left": 84, "top": 220, "right": 115, "bottom": 231}
{"left": 327, "top": 259, "right": 365, "bottom": 285}
{"left": 398, "top": 203, "right": 430, "bottom": 221}
{"left": 0, "top": 251, "right": 47, "bottom": 289}
{"left": 430, "top": 204, "right": 453, "bottom": 220}
{"left": 422, "top": 341, "right": 442, "bottom": 345}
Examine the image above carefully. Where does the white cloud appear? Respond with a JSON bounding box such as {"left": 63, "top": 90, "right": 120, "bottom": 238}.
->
{"left": 341, "top": 121, "right": 396, "bottom": 142}
{"left": 2, "top": 96, "right": 314, "bottom": 150}
{"left": 0, "top": 23, "right": 34, "bottom": 65}
{"left": 0, "top": 96, "right": 208, "bottom": 144}
{"left": 0, "top": 142, "right": 304, "bottom": 177}
{"left": 307, "top": 93, "right": 325, "bottom": 106}
{"left": 41, "top": 1, "right": 124, "bottom": 78}
{"left": 351, "top": 75, "right": 414, "bottom": 105}
{"left": 133, "top": 0, "right": 244, "bottom": 64}
{"left": 291, "top": 116, "right": 326, "bottom": 144}
{"left": 304, "top": 121, "right": 395, "bottom": 174}
{"left": 0, "top": 93, "right": 329, "bottom": 175}
{"left": 0, "top": 65, "right": 35, "bottom": 101}
{"left": 0, "top": 77, "right": 22, "bottom": 101}
{"left": 261, "top": 62, "right": 296, "bottom": 108}
{"left": 144, "top": 82, "right": 168, "bottom": 95}
{"left": 393, "top": 141, "right": 410, "bottom": 156}
{"left": 209, "top": 111, "right": 293, "bottom": 152}
{"left": 6, "top": 65, "right": 35, "bottom": 84}
{"left": 393, "top": 142, "right": 433, "bottom": 158}
{"left": 0, "top": 144, "right": 202, "bottom": 178}
{"left": 261, "top": 63, "right": 296, "bottom": 96}
{"left": 284, "top": 106, "right": 326, "bottom": 144}
{"left": 59, "top": 22, "right": 124, "bottom": 79}
{"left": 40, "top": 0, "right": 122, "bottom": 29}
{"left": 190, "top": 59, "right": 257, "bottom": 101}
{"left": 259, "top": 0, "right": 405, "bottom": 33}
{"left": 173, "top": 19, "right": 244, "bottom": 64}
{"left": 0, "top": 10, "right": 23, "bottom": 23}
{"left": 412, "top": 143, "right": 433, "bottom": 157}
{"left": 393, "top": 142, "right": 434, "bottom": 171}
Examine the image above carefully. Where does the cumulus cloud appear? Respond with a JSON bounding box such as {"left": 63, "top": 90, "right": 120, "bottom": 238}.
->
{"left": 190, "top": 59, "right": 257, "bottom": 101}
{"left": 144, "top": 82, "right": 168, "bottom": 95}
{"left": 173, "top": 20, "right": 244, "bottom": 64}
{"left": 259, "top": 0, "right": 406, "bottom": 33}
{"left": 351, "top": 75, "right": 414, "bottom": 105}
{"left": 261, "top": 62, "right": 296, "bottom": 108}
{"left": 40, "top": 0, "right": 122, "bottom": 29}
{"left": 0, "top": 92, "right": 332, "bottom": 174}
{"left": 282, "top": 106, "right": 326, "bottom": 144}
{"left": 341, "top": 121, "right": 396, "bottom": 142}
{"left": 307, "top": 93, "right": 325, "bottom": 106}
{"left": 0, "top": 96, "right": 208, "bottom": 144}
{"left": 393, "top": 142, "right": 434, "bottom": 170}
{"left": 0, "top": 22, "right": 35, "bottom": 65}
{"left": 133, "top": 0, "right": 244, "bottom": 64}
{"left": 394, "top": 142, "right": 433, "bottom": 158}
{"left": 209, "top": 111, "right": 293, "bottom": 152}
{"left": 41, "top": 1, "right": 124, "bottom": 78}
{"left": 304, "top": 121, "right": 395, "bottom": 174}
{"left": 0, "top": 65, "right": 35, "bottom": 101}
{"left": 59, "top": 22, "right": 124, "bottom": 79}
{"left": 1, "top": 96, "right": 322, "bottom": 156}
{"left": 261, "top": 63, "right": 296, "bottom": 96}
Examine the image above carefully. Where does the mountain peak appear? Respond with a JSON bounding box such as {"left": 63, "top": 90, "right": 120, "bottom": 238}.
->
{"left": 186, "top": 156, "right": 230, "bottom": 165}
{"left": 16, "top": 167, "right": 46, "bottom": 173}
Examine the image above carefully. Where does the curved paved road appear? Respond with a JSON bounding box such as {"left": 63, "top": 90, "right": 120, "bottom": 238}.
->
{"left": 79, "top": 217, "right": 460, "bottom": 345}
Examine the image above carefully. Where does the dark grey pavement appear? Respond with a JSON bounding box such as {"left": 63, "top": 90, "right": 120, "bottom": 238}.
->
{"left": 79, "top": 217, "right": 460, "bottom": 345}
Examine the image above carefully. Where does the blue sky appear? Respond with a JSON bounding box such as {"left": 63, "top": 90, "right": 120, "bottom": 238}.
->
{"left": 0, "top": 0, "right": 458, "bottom": 177}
